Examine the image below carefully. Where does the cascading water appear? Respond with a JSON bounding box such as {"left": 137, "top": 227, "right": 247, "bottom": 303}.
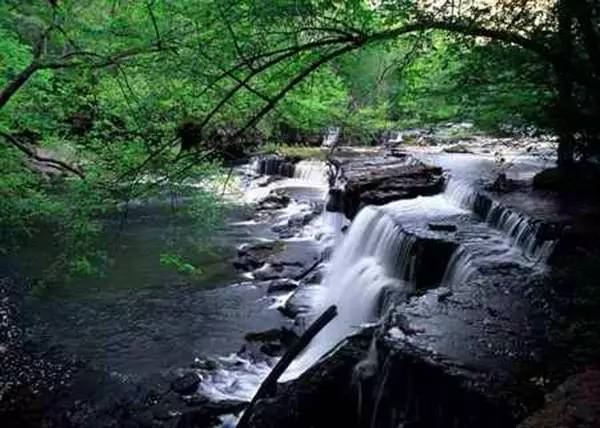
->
{"left": 254, "top": 156, "right": 295, "bottom": 176}
{"left": 485, "top": 202, "right": 556, "bottom": 261}
{"left": 443, "top": 179, "right": 478, "bottom": 209}
{"left": 279, "top": 168, "right": 558, "bottom": 381}
{"left": 280, "top": 194, "right": 470, "bottom": 381}
{"left": 443, "top": 177, "right": 556, "bottom": 263}
{"left": 293, "top": 160, "right": 328, "bottom": 185}
{"left": 322, "top": 127, "right": 340, "bottom": 148}
{"left": 280, "top": 207, "right": 416, "bottom": 381}
{"left": 386, "top": 131, "right": 403, "bottom": 145}
{"left": 441, "top": 247, "right": 478, "bottom": 288}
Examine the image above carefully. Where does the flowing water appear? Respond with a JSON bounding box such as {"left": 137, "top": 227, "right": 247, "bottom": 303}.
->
{"left": 12, "top": 161, "right": 333, "bottom": 383}
{"left": 7, "top": 148, "right": 558, "bottom": 415}
{"left": 280, "top": 150, "right": 557, "bottom": 381}
{"left": 322, "top": 128, "right": 340, "bottom": 148}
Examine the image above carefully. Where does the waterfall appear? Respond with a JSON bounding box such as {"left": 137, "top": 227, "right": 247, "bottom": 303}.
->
{"left": 293, "top": 160, "right": 328, "bottom": 185}
{"left": 277, "top": 164, "right": 557, "bottom": 382}
{"left": 386, "top": 131, "right": 403, "bottom": 145}
{"left": 441, "top": 247, "right": 478, "bottom": 288}
{"left": 322, "top": 128, "right": 340, "bottom": 148}
{"left": 443, "top": 178, "right": 556, "bottom": 262}
{"left": 443, "top": 179, "right": 477, "bottom": 209}
{"left": 320, "top": 209, "right": 345, "bottom": 240}
{"left": 485, "top": 202, "right": 556, "bottom": 261}
{"left": 280, "top": 207, "right": 416, "bottom": 382}
{"left": 254, "top": 156, "right": 295, "bottom": 177}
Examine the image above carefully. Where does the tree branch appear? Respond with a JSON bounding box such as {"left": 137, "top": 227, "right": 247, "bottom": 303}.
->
{"left": 0, "top": 131, "right": 85, "bottom": 179}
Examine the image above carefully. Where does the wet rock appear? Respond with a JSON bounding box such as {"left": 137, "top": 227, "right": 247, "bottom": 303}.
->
{"left": 278, "top": 287, "right": 315, "bottom": 319}
{"left": 487, "top": 172, "right": 515, "bottom": 193}
{"left": 271, "top": 202, "right": 322, "bottom": 238}
{"left": 267, "top": 279, "right": 299, "bottom": 293}
{"left": 325, "top": 188, "right": 344, "bottom": 213}
{"left": 245, "top": 328, "right": 298, "bottom": 347}
{"left": 257, "top": 190, "right": 290, "bottom": 211}
{"left": 300, "top": 264, "right": 325, "bottom": 285}
{"left": 245, "top": 328, "right": 298, "bottom": 357}
{"left": 443, "top": 143, "right": 473, "bottom": 154}
{"left": 255, "top": 155, "right": 297, "bottom": 177}
{"left": 518, "top": 370, "right": 600, "bottom": 428}
{"left": 234, "top": 241, "right": 282, "bottom": 272}
{"left": 190, "top": 357, "right": 218, "bottom": 371}
{"left": 411, "top": 237, "right": 458, "bottom": 289}
{"left": 255, "top": 175, "right": 282, "bottom": 187}
{"left": 428, "top": 223, "right": 457, "bottom": 232}
{"left": 245, "top": 329, "right": 374, "bottom": 428}
{"left": 177, "top": 400, "right": 247, "bottom": 428}
{"left": 437, "top": 287, "right": 453, "bottom": 301}
{"left": 233, "top": 255, "right": 264, "bottom": 271}
{"left": 533, "top": 164, "right": 600, "bottom": 194}
{"left": 171, "top": 373, "right": 201, "bottom": 395}
{"left": 253, "top": 241, "right": 321, "bottom": 281}
{"left": 338, "top": 157, "right": 444, "bottom": 219}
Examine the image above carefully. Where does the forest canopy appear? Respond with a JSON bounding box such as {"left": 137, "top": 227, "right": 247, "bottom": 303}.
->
{"left": 1, "top": 0, "right": 598, "bottom": 275}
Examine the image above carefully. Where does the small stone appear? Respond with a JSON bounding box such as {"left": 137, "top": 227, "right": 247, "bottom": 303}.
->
{"left": 437, "top": 287, "right": 453, "bottom": 301}
{"left": 190, "top": 357, "right": 217, "bottom": 371}
{"left": 171, "top": 373, "right": 201, "bottom": 395}
{"left": 267, "top": 279, "right": 298, "bottom": 293}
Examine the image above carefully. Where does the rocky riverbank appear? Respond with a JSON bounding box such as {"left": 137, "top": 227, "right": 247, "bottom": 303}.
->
{"left": 241, "top": 145, "right": 600, "bottom": 428}
{"left": 2, "top": 140, "right": 600, "bottom": 428}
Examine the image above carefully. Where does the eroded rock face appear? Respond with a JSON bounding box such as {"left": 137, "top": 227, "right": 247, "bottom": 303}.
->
{"left": 255, "top": 155, "right": 297, "bottom": 177}
{"left": 245, "top": 330, "right": 373, "bottom": 428}
{"left": 410, "top": 237, "right": 458, "bottom": 289}
{"left": 518, "top": 370, "right": 600, "bottom": 428}
{"left": 334, "top": 157, "right": 445, "bottom": 219}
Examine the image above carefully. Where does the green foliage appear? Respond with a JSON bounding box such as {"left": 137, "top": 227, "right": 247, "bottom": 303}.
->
{"left": 0, "top": 0, "right": 563, "bottom": 280}
{"left": 256, "top": 143, "right": 328, "bottom": 160}
{"left": 159, "top": 253, "right": 201, "bottom": 276}
{"left": 390, "top": 34, "right": 553, "bottom": 133}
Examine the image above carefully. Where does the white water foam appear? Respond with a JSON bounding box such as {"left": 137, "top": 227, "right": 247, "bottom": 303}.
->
{"left": 197, "top": 354, "right": 276, "bottom": 402}
{"left": 293, "top": 160, "right": 328, "bottom": 185}
{"left": 280, "top": 207, "right": 415, "bottom": 381}
{"left": 322, "top": 128, "right": 340, "bottom": 148}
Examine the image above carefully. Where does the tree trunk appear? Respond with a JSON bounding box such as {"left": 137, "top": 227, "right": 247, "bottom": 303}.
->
{"left": 0, "top": 62, "right": 40, "bottom": 111}
{"left": 556, "top": 0, "right": 576, "bottom": 167}
{"left": 236, "top": 305, "right": 338, "bottom": 428}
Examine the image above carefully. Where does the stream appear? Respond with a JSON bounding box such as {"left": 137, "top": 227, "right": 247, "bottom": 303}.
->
{"left": 6, "top": 139, "right": 562, "bottom": 426}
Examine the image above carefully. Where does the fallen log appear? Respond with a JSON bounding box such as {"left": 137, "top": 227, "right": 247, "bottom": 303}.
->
{"left": 236, "top": 305, "right": 338, "bottom": 428}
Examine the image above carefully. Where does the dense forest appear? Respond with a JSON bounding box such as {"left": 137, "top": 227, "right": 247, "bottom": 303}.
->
{"left": 3, "top": 0, "right": 598, "bottom": 274}
{"left": 1, "top": 1, "right": 599, "bottom": 428}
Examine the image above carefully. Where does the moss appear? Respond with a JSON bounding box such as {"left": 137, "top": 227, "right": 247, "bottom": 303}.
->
{"left": 255, "top": 143, "right": 328, "bottom": 160}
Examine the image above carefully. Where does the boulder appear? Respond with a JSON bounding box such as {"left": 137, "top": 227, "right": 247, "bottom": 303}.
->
{"left": 257, "top": 190, "right": 291, "bottom": 211}
{"left": 338, "top": 157, "right": 444, "bottom": 219}
{"left": 234, "top": 241, "right": 282, "bottom": 272}
{"left": 171, "top": 373, "right": 201, "bottom": 395}
{"left": 253, "top": 241, "right": 321, "bottom": 281}
{"left": 518, "top": 370, "right": 600, "bottom": 428}
{"left": 443, "top": 143, "right": 473, "bottom": 154}
{"left": 267, "top": 279, "right": 299, "bottom": 293}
